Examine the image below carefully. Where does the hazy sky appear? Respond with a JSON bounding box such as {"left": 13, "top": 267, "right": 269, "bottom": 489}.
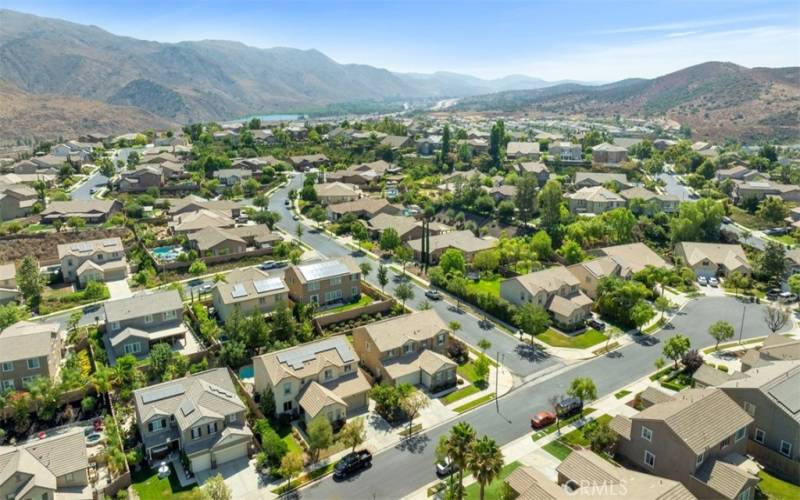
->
{"left": 4, "top": 0, "right": 799, "bottom": 80}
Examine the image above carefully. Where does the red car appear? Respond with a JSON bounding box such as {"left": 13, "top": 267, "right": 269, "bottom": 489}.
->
{"left": 530, "top": 411, "right": 556, "bottom": 429}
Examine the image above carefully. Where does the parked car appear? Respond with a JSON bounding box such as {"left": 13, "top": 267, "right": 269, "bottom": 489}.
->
{"left": 259, "top": 260, "right": 277, "bottom": 270}
{"left": 333, "top": 450, "right": 372, "bottom": 480}
{"left": 284, "top": 199, "right": 291, "bottom": 206}
{"left": 82, "top": 304, "right": 101, "bottom": 314}
{"left": 767, "top": 288, "right": 783, "bottom": 300}
{"left": 779, "top": 292, "right": 798, "bottom": 303}
{"left": 722, "top": 216, "right": 732, "bottom": 224}
{"left": 200, "top": 283, "right": 213, "bottom": 293}
{"left": 555, "top": 397, "right": 583, "bottom": 419}
{"left": 425, "top": 289, "right": 442, "bottom": 301}
{"left": 530, "top": 411, "right": 556, "bottom": 429}
{"left": 436, "top": 456, "right": 458, "bottom": 477}
{"left": 292, "top": 214, "right": 300, "bottom": 221}
{"left": 587, "top": 318, "right": 605, "bottom": 331}
{"left": 698, "top": 276, "right": 708, "bottom": 286}
{"left": 89, "top": 188, "right": 96, "bottom": 194}
{"left": 708, "top": 277, "right": 719, "bottom": 288}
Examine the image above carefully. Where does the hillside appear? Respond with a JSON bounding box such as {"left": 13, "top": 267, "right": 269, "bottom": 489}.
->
{"left": 0, "top": 82, "right": 174, "bottom": 142}
{"left": 456, "top": 62, "right": 800, "bottom": 142}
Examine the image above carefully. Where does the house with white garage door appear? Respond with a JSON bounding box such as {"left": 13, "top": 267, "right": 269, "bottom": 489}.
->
{"left": 132, "top": 368, "right": 253, "bottom": 473}
{"left": 253, "top": 336, "right": 372, "bottom": 427}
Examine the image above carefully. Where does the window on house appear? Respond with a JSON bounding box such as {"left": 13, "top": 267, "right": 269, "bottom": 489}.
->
{"left": 641, "top": 426, "right": 653, "bottom": 442}
{"left": 228, "top": 414, "right": 236, "bottom": 424}
{"left": 324, "top": 369, "right": 332, "bottom": 381}
{"left": 67, "top": 259, "right": 73, "bottom": 267}
{"left": 754, "top": 428, "right": 765, "bottom": 444}
{"left": 1, "top": 362, "right": 12, "bottom": 372}
{"left": 111, "top": 321, "right": 120, "bottom": 331}
{"left": 164, "top": 310, "right": 177, "bottom": 321}
{"left": 696, "top": 452, "right": 704, "bottom": 467}
{"left": 283, "top": 401, "right": 292, "bottom": 412}
{"left": 330, "top": 277, "right": 341, "bottom": 286}
{"left": 780, "top": 440, "right": 792, "bottom": 457}
{"left": 344, "top": 364, "right": 352, "bottom": 373}
{"left": 738, "top": 488, "right": 751, "bottom": 500}
{"left": 310, "top": 295, "right": 318, "bottom": 304}
{"left": 437, "top": 333, "right": 445, "bottom": 345}
{"left": 191, "top": 426, "right": 201, "bottom": 440}
{"left": 735, "top": 427, "right": 746, "bottom": 442}
{"left": 207, "top": 422, "right": 218, "bottom": 434}
{"left": 145, "top": 314, "right": 154, "bottom": 324}
{"left": 308, "top": 282, "right": 319, "bottom": 291}
{"left": 26, "top": 358, "right": 40, "bottom": 370}
{"left": 743, "top": 401, "right": 756, "bottom": 416}
{"left": 1, "top": 380, "right": 14, "bottom": 390}
{"left": 65, "top": 472, "right": 74, "bottom": 481}
{"left": 352, "top": 287, "right": 358, "bottom": 296}
{"left": 404, "top": 343, "right": 413, "bottom": 354}
{"left": 22, "top": 376, "right": 34, "bottom": 385}
{"left": 283, "top": 382, "right": 292, "bottom": 395}
{"left": 721, "top": 436, "right": 731, "bottom": 449}
{"left": 150, "top": 419, "right": 164, "bottom": 432}
{"left": 644, "top": 450, "right": 655, "bottom": 468}
{"left": 97, "top": 254, "right": 103, "bottom": 260}
{"left": 259, "top": 297, "right": 266, "bottom": 305}
{"left": 124, "top": 343, "right": 141, "bottom": 355}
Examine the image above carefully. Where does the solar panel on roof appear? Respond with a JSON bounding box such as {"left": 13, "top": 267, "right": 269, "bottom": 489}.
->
{"left": 254, "top": 278, "right": 284, "bottom": 294}
{"left": 103, "top": 239, "right": 117, "bottom": 247}
{"left": 231, "top": 284, "right": 247, "bottom": 298}
{"left": 276, "top": 337, "right": 354, "bottom": 370}
{"left": 141, "top": 385, "right": 185, "bottom": 404}
{"left": 299, "top": 260, "right": 349, "bottom": 281}
{"left": 180, "top": 399, "right": 195, "bottom": 416}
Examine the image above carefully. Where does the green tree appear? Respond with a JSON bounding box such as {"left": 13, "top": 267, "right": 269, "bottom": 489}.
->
{"left": 497, "top": 199, "right": 516, "bottom": 222}
{"left": 294, "top": 223, "right": 304, "bottom": 242}
{"left": 567, "top": 377, "right": 597, "bottom": 404}
{"left": 395, "top": 245, "right": 413, "bottom": 274}
{"left": 395, "top": 282, "right": 414, "bottom": 308}
{"left": 307, "top": 415, "right": 333, "bottom": 464}
{"left": 708, "top": 320, "right": 734, "bottom": 351}
{"left": 468, "top": 436, "right": 505, "bottom": 500}
{"left": 513, "top": 303, "right": 550, "bottom": 344}
{"left": 669, "top": 199, "right": 724, "bottom": 242}
{"left": 449, "top": 422, "right": 476, "bottom": 499}
{"left": 472, "top": 354, "right": 491, "bottom": 385}
{"left": 189, "top": 259, "right": 207, "bottom": 276}
{"left": 473, "top": 249, "right": 500, "bottom": 275}
{"left": 758, "top": 197, "right": 789, "bottom": 225}
{"left": 377, "top": 264, "right": 389, "bottom": 292}
{"left": 654, "top": 296, "right": 674, "bottom": 323}
{"left": 558, "top": 238, "right": 585, "bottom": 264}
{"left": 630, "top": 301, "right": 655, "bottom": 333}
{"left": 757, "top": 241, "right": 786, "bottom": 284}
{"left": 339, "top": 417, "right": 366, "bottom": 452}
{"left": 0, "top": 303, "right": 26, "bottom": 330}
{"left": 359, "top": 261, "right": 372, "bottom": 278}
{"left": 477, "top": 338, "right": 492, "bottom": 352}
{"left": 788, "top": 273, "right": 800, "bottom": 295}
{"left": 663, "top": 334, "right": 691, "bottom": 368}
{"left": 17, "top": 256, "right": 42, "bottom": 309}
{"left": 149, "top": 343, "right": 175, "bottom": 377}
{"left": 440, "top": 248, "right": 466, "bottom": 275}
{"left": 514, "top": 173, "right": 538, "bottom": 226}
{"left": 279, "top": 451, "right": 304, "bottom": 493}
{"left": 261, "top": 427, "right": 289, "bottom": 466}
{"left": 202, "top": 474, "right": 232, "bottom": 500}
{"left": 537, "top": 179, "right": 563, "bottom": 238}
{"left": 442, "top": 124, "right": 452, "bottom": 158}
{"left": 380, "top": 228, "right": 401, "bottom": 251}
{"left": 531, "top": 230, "right": 553, "bottom": 260}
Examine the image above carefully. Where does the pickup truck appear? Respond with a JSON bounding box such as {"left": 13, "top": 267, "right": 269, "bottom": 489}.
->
{"left": 333, "top": 450, "right": 372, "bottom": 480}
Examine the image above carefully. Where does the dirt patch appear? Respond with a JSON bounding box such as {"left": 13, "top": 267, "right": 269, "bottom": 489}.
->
{"left": 0, "top": 227, "right": 134, "bottom": 264}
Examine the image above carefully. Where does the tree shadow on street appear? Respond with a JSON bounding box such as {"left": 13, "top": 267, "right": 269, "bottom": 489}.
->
{"left": 395, "top": 433, "right": 430, "bottom": 454}
{"left": 514, "top": 343, "right": 551, "bottom": 363}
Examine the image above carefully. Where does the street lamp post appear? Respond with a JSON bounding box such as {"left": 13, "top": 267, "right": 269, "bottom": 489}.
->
{"left": 495, "top": 351, "right": 505, "bottom": 412}
{"left": 739, "top": 304, "right": 747, "bottom": 343}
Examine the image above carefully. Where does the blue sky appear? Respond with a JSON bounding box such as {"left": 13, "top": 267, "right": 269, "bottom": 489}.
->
{"left": 4, "top": 0, "right": 799, "bottom": 80}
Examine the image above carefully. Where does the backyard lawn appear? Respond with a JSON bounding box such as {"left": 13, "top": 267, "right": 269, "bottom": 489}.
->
{"left": 536, "top": 328, "right": 607, "bottom": 349}
{"left": 131, "top": 466, "right": 201, "bottom": 500}
{"left": 466, "top": 277, "right": 501, "bottom": 297}
{"left": 757, "top": 470, "right": 800, "bottom": 500}
{"left": 463, "top": 461, "right": 521, "bottom": 500}
{"left": 317, "top": 294, "right": 374, "bottom": 315}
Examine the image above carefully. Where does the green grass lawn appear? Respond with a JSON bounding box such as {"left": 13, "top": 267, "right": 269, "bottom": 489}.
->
{"left": 464, "top": 461, "right": 521, "bottom": 500}
{"left": 729, "top": 206, "right": 774, "bottom": 230}
{"left": 466, "top": 277, "right": 501, "bottom": 297}
{"left": 457, "top": 359, "right": 490, "bottom": 386}
{"left": 542, "top": 440, "right": 573, "bottom": 460}
{"left": 702, "top": 336, "right": 766, "bottom": 354}
{"left": 614, "top": 390, "right": 631, "bottom": 399}
{"left": 442, "top": 384, "right": 481, "bottom": 404}
{"left": 316, "top": 294, "right": 374, "bottom": 315}
{"left": 770, "top": 234, "right": 797, "bottom": 246}
{"left": 271, "top": 418, "right": 302, "bottom": 455}
{"left": 644, "top": 318, "right": 666, "bottom": 334}
{"left": 757, "top": 470, "right": 800, "bottom": 500}
{"left": 560, "top": 414, "right": 612, "bottom": 447}
{"left": 536, "top": 328, "right": 607, "bottom": 349}
{"left": 454, "top": 394, "right": 495, "bottom": 413}
{"left": 131, "top": 466, "right": 201, "bottom": 500}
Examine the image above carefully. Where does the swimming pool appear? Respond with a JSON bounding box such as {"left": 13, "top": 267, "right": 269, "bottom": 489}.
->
{"left": 239, "top": 365, "right": 254, "bottom": 379}
{"left": 152, "top": 245, "right": 183, "bottom": 262}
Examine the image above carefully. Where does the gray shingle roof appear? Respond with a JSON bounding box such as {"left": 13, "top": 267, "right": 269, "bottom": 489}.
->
{"left": 103, "top": 289, "right": 183, "bottom": 323}
{"left": 0, "top": 321, "right": 60, "bottom": 363}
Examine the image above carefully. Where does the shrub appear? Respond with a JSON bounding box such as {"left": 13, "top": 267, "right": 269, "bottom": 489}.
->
{"left": 681, "top": 349, "right": 703, "bottom": 374}
{"left": 447, "top": 339, "right": 469, "bottom": 364}
{"left": 717, "top": 365, "right": 729, "bottom": 373}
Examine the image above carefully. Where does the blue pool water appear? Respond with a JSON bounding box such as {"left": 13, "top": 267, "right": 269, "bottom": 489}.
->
{"left": 152, "top": 245, "right": 183, "bottom": 262}
{"left": 239, "top": 365, "right": 254, "bottom": 379}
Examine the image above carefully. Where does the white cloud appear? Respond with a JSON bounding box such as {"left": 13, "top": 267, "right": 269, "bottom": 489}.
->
{"left": 666, "top": 31, "right": 701, "bottom": 38}
{"left": 595, "top": 13, "right": 779, "bottom": 35}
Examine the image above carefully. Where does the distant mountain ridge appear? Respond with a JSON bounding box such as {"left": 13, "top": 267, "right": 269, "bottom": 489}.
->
{"left": 0, "top": 8, "right": 598, "bottom": 127}
{"left": 455, "top": 62, "right": 800, "bottom": 141}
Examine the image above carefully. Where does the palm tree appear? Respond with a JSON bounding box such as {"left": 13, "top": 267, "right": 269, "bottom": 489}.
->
{"left": 468, "top": 436, "right": 504, "bottom": 500}
{"left": 91, "top": 365, "right": 114, "bottom": 406}
{"left": 449, "top": 422, "right": 476, "bottom": 499}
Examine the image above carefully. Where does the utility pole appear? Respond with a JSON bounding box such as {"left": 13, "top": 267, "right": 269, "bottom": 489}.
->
{"left": 495, "top": 351, "right": 504, "bottom": 412}
{"left": 739, "top": 304, "right": 747, "bottom": 343}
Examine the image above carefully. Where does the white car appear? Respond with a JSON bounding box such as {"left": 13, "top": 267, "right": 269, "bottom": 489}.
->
{"left": 698, "top": 276, "right": 708, "bottom": 286}
{"left": 707, "top": 277, "right": 719, "bottom": 287}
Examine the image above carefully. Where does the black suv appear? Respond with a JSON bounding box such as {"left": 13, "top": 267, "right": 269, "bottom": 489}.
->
{"left": 555, "top": 397, "right": 583, "bottom": 419}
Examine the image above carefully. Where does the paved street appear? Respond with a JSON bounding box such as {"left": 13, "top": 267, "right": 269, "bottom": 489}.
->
{"left": 268, "top": 174, "right": 560, "bottom": 378}
{"left": 71, "top": 169, "right": 108, "bottom": 200}
{"left": 302, "top": 296, "right": 790, "bottom": 499}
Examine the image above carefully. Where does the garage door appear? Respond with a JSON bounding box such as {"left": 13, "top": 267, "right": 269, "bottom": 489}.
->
{"left": 214, "top": 442, "right": 248, "bottom": 466}
{"left": 343, "top": 392, "right": 368, "bottom": 413}
{"left": 394, "top": 371, "right": 420, "bottom": 387}
{"left": 190, "top": 453, "right": 211, "bottom": 473}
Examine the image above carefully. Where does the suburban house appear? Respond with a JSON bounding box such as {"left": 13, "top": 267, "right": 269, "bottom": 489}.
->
{"left": 785, "top": 248, "right": 800, "bottom": 274}
{"left": 231, "top": 156, "right": 282, "bottom": 172}
{"left": 118, "top": 165, "right": 163, "bottom": 192}
{"left": 500, "top": 266, "right": 593, "bottom": 329}
{"left": 166, "top": 197, "right": 242, "bottom": 219}
{"left": 290, "top": 154, "right": 329, "bottom": 171}
{"left": 253, "top": 337, "right": 371, "bottom": 426}
{"left": 567, "top": 256, "right": 633, "bottom": 299}
{"left": 0, "top": 262, "right": 19, "bottom": 304}
{"left": 212, "top": 130, "right": 239, "bottom": 143}
{"left": 40, "top": 200, "right": 122, "bottom": 224}
{"left": 0, "top": 321, "right": 62, "bottom": 391}
{"left": 380, "top": 135, "right": 414, "bottom": 150}
{"left": 620, "top": 186, "right": 680, "bottom": 213}
{"left": 416, "top": 136, "right": 442, "bottom": 155}
{"left": 326, "top": 160, "right": 394, "bottom": 186}
{"left": 365, "top": 214, "right": 447, "bottom": 242}
{"left": 716, "top": 165, "right": 759, "bottom": 182}
{"left": 516, "top": 161, "right": 550, "bottom": 185}
{"left": 314, "top": 182, "right": 362, "bottom": 206}
{"left": 739, "top": 333, "right": 800, "bottom": 372}
{"left": 252, "top": 129, "right": 277, "bottom": 145}
{"left": 212, "top": 268, "right": 289, "bottom": 321}
{"left": 610, "top": 388, "right": 759, "bottom": 500}
{"left": 734, "top": 181, "right": 800, "bottom": 203}
{"left": 57, "top": 237, "right": 128, "bottom": 287}
{"left": 406, "top": 230, "right": 495, "bottom": 264}
{"left": 719, "top": 360, "right": 800, "bottom": 483}
{"left": 102, "top": 290, "right": 187, "bottom": 362}
{"left": 352, "top": 310, "right": 457, "bottom": 391}
{"left": 132, "top": 368, "right": 253, "bottom": 472}
{"left": 212, "top": 168, "right": 253, "bottom": 186}
{"left": 187, "top": 225, "right": 281, "bottom": 259}
{"left": 487, "top": 184, "right": 517, "bottom": 202}
{"left": 327, "top": 197, "right": 401, "bottom": 221}
{"left": 169, "top": 209, "right": 236, "bottom": 234}
{"left": 504, "top": 449, "right": 695, "bottom": 499}
{"left": 592, "top": 143, "right": 628, "bottom": 165}
{"left": 0, "top": 427, "right": 91, "bottom": 499}
{"left": 549, "top": 142, "right": 583, "bottom": 161}
{"left": 568, "top": 186, "right": 626, "bottom": 215}
{"left": 674, "top": 242, "right": 751, "bottom": 278}
{"left": 0, "top": 184, "right": 37, "bottom": 220}
{"left": 574, "top": 172, "right": 634, "bottom": 190}
{"left": 284, "top": 257, "right": 362, "bottom": 307}
{"left": 598, "top": 242, "right": 672, "bottom": 273}
{"left": 506, "top": 141, "right": 540, "bottom": 160}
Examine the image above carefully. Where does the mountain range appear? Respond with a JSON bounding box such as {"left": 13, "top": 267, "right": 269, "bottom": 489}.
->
{"left": 0, "top": 9, "right": 797, "bottom": 143}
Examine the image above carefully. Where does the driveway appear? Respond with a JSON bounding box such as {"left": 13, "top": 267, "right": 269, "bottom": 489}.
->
{"left": 195, "top": 458, "right": 272, "bottom": 498}
{"left": 105, "top": 279, "right": 133, "bottom": 300}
